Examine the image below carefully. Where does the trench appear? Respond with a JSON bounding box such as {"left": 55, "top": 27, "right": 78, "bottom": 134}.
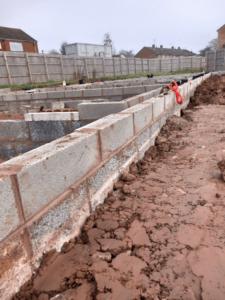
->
{"left": 11, "top": 75, "right": 225, "bottom": 300}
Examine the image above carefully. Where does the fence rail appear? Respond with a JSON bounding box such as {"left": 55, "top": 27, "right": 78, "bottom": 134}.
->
{"left": 0, "top": 51, "right": 205, "bottom": 86}
{"left": 206, "top": 49, "right": 225, "bottom": 72}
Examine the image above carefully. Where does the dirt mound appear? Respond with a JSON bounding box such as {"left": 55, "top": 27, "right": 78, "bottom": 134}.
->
{"left": 188, "top": 75, "right": 225, "bottom": 108}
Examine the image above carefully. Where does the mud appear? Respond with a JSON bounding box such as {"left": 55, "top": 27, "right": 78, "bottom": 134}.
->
{"left": 188, "top": 75, "right": 225, "bottom": 108}
{"left": 12, "top": 100, "right": 225, "bottom": 300}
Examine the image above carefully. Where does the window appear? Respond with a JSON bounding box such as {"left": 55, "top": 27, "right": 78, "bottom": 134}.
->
{"left": 9, "top": 42, "right": 23, "bottom": 51}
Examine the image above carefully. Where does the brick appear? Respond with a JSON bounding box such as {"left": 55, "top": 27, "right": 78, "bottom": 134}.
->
{"left": 17, "top": 94, "right": 32, "bottom": 101}
{"left": 145, "top": 97, "right": 164, "bottom": 119}
{"left": 3, "top": 94, "right": 17, "bottom": 101}
{"left": 123, "top": 86, "right": 145, "bottom": 95}
{"left": 65, "top": 90, "right": 83, "bottom": 98}
{"left": 14, "top": 131, "right": 100, "bottom": 219}
{"left": 78, "top": 102, "right": 128, "bottom": 120}
{"left": 29, "top": 121, "right": 68, "bottom": 142}
{"left": 0, "top": 177, "right": 20, "bottom": 241}
{"left": 78, "top": 114, "right": 133, "bottom": 160}
{"left": 120, "top": 103, "right": 153, "bottom": 134}
{"left": 102, "top": 87, "right": 123, "bottom": 96}
{"left": 47, "top": 91, "right": 65, "bottom": 99}
{"left": 83, "top": 89, "right": 102, "bottom": 97}
{"left": 0, "top": 121, "right": 30, "bottom": 142}
{"left": 32, "top": 92, "right": 48, "bottom": 100}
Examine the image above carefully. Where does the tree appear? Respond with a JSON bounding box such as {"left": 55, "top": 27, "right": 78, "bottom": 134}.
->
{"left": 199, "top": 38, "right": 218, "bottom": 56}
{"left": 59, "top": 41, "right": 68, "bottom": 55}
{"left": 118, "top": 49, "right": 135, "bottom": 58}
{"left": 103, "top": 33, "right": 116, "bottom": 55}
{"left": 48, "top": 49, "right": 60, "bottom": 55}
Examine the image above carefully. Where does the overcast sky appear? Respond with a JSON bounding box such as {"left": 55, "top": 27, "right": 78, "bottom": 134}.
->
{"left": 1, "top": 0, "right": 224, "bottom": 55}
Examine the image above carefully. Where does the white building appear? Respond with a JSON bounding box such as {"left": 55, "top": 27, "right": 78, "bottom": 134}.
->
{"left": 65, "top": 43, "right": 112, "bottom": 57}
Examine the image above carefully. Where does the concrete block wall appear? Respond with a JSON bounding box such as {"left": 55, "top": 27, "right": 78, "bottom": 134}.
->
{"left": 0, "top": 119, "right": 90, "bottom": 159}
{"left": 0, "top": 82, "right": 164, "bottom": 114}
{"left": 0, "top": 72, "right": 210, "bottom": 299}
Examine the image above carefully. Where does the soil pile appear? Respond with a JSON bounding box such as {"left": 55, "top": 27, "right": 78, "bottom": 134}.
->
{"left": 188, "top": 75, "right": 225, "bottom": 108}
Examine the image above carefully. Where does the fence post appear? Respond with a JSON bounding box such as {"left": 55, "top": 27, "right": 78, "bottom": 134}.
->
{"left": 214, "top": 51, "right": 217, "bottom": 71}
{"left": 93, "top": 57, "right": 97, "bottom": 78}
{"left": 25, "top": 53, "right": 32, "bottom": 83}
{"left": 3, "top": 53, "right": 12, "bottom": 85}
{"left": 180, "top": 57, "right": 182, "bottom": 71}
{"left": 59, "top": 56, "right": 65, "bottom": 81}
{"left": 148, "top": 59, "right": 150, "bottom": 72}
{"left": 84, "top": 58, "right": 89, "bottom": 79}
{"left": 135, "top": 59, "right": 137, "bottom": 74}
{"left": 102, "top": 57, "right": 106, "bottom": 77}
{"left": 127, "top": 58, "right": 130, "bottom": 74}
{"left": 171, "top": 58, "right": 173, "bottom": 72}
{"left": 44, "top": 55, "right": 50, "bottom": 82}
{"left": 160, "top": 58, "right": 162, "bottom": 72}
{"left": 73, "top": 57, "right": 77, "bottom": 78}
{"left": 120, "top": 57, "right": 123, "bottom": 75}
{"left": 113, "top": 58, "right": 116, "bottom": 76}
{"left": 142, "top": 59, "right": 144, "bottom": 73}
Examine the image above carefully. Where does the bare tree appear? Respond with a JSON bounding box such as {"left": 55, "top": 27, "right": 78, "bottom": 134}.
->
{"left": 60, "top": 41, "right": 68, "bottom": 55}
{"left": 103, "top": 33, "right": 116, "bottom": 55}
{"left": 199, "top": 38, "right": 218, "bottom": 56}
{"left": 118, "top": 49, "right": 134, "bottom": 58}
{"left": 48, "top": 49, "right": 60, "bottom": 55}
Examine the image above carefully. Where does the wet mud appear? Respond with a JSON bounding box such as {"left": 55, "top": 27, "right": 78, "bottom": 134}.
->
{"left": 12, "top": 79, "right": 225, "bottom": 300}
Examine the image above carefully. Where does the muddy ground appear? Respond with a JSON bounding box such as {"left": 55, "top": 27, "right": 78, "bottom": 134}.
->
{"left": 188, "top": 75, "right": 225, "bottom": 108}
{"left": 12, "top": 76, "right": 225, "bottom": 300}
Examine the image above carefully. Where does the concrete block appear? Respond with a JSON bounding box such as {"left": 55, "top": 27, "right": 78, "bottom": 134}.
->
{"left": 0, "top": 177, "right": 20, "bottom": 241}
{"left": 78, "top": 114, "right": 133, "bottom": 160}
{"left": 145, "top": 84, "right": 163, "bottom": 92}
{"left": 164, "top": 92, "right": 175, "bottom": 110}
{"left": 33, "top": 112, "right": 72, "bottom": 121}
{"left": 0, "top": 142, "right": 16, "bottom": 158}
{"left": 78, "top": 102, "right": 128, "bottom": 120}
{"left": 32, "top": 92, "right": 48, "bottom": 100}
{"left": 51, "top": 102, "right": 64, "bottom": 109}
{"left": 0, "top": 87, "right": 11, "bottom": 94}
{"left": 126, "top": 96, "right": 141, "bottom": 108}
{"left": 29, "top": 121, "right": 68, "bottom": 142}
{"left": 142, "top": 91, "right": 154, "bottom": 101}
{"left": 65, "top": 86, "right": 73, "bottom": 91}
{"left": 3, "top": 94, "right": 17, "bottom": 101}
{"left": 120, "top": 103, "right": 153, "bottom": 134}
{"left": 0, "top": 101, "right": 6, "bottom": 106}
{"left": 117, "top": 139, "right": 138, "bottom": 169}
{"left": 46, "top": 88, "right": 56, "bottom": 92}
{"left": 24, "top": 114, "right": 33, "bottom": 121}
{"left": 55, "top": 87, "right": 65, "bottom": 91}
{"left": 17, "top": 94, "right": 32, "bottom": 101}
{"left": 83, "top": 89, "right": 102, "bottom": 97}
{"left": 0, "top": 120, "right": 30, "bottom": 142}
{"left": 15, "top": 143, "right": 41, "bottom": 155}
{"left": 145, "top": 97, "right": 164, "bottom": 119}
{"left": 47, "top": 91, "right": 65, "bottom": 99}
{"left": 108, "top": 96, "right": 122, "bottom": 101}
{"left": 15, "top": 131, "right": 100, "bottom": 219}
{"left": 65, "top": 100, "right": 83, "bottom": 109}
{"left": 153, "top": 89, "right": 161, "bottom": 97}
{"left": 65, "top": 90, "right": 83, "bottom": 98}
{"left": 71, "top": 112, "right": 79, "bottom": 121}
{"left": 102, "top": 88, "right": 123, "bottom": 96}
{"left": 69, "top": 121, "right": 90, "bottom": 132}
{"left": 130, "top": 82, "right": 143, "bottom": 86}
{"left": 123, "top": 86, "right": 145, "bottom": 95}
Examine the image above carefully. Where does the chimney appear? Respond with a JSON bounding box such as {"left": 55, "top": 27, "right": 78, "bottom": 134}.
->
{"left": 178, "top": 47, "right": 181, "bottom": 50}
{"left": 171, "top": 46, "right": 174, "bottom": 49}
{"left": 160, "top": 45, "right": 163, "bottom": 48}
{"left": 152, "top": 44, "right": 155, "bottom": 48}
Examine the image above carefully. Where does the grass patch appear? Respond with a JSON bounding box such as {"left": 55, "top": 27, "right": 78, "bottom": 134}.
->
{"left": 0, "top": 69, "right": 203, "bottom": 91}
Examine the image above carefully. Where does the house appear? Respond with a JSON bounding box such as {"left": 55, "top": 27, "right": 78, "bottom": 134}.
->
{"left": 0, "top": 26, "right": 38, "bottom": 53}
{"left": 135, "top": 45, "right": 197, "bottom": 59}
{"left": 217, "top": 25, "right": 225, "bottom": 49}
{"left": 65, "top": 43, "right": 112, "bottom": 57}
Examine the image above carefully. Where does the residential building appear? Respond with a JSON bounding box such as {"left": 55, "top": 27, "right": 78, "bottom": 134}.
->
{"left": 135, "top": 45, "right": 197, "bottom": 59}
{"left": 65, "top": 43, "right": 112, "bottom": 57}
{"left": 0, "top": 26, "right": 38, "bottom": 53}
{"left": 217, "top": 24, "right": 225, "bottom": 49}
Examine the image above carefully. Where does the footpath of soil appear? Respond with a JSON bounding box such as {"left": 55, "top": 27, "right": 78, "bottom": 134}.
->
{"left": 12, "top": 76, "right": 225, "bottom": 300}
